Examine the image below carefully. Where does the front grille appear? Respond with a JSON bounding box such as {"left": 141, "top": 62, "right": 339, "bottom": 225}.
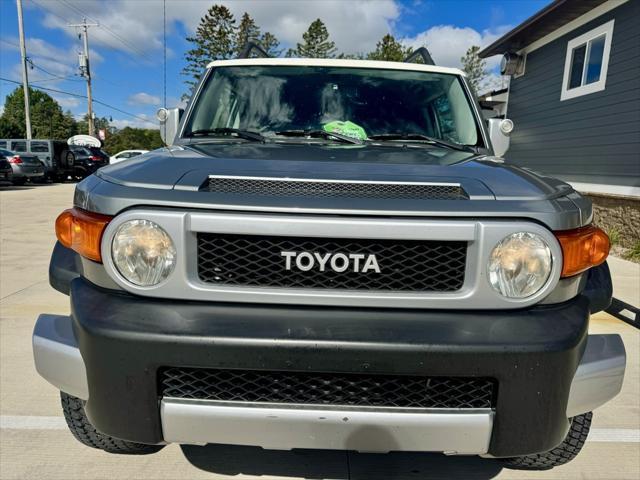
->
{"left": 203, "top": 177, "right": 468, "bottom": 200}
{"left": 197, "top": 234, "right": 467, "bottom": 292}
{"left": 160, "top": 368, "right": 497, "bottom": 409}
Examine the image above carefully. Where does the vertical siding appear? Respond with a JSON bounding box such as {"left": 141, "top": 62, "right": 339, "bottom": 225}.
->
{"left": 506, "top": 0, "right": 640, "bottom": 188}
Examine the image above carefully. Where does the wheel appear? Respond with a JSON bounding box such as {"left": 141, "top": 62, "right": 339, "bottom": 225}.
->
{"left": 60, "top": 392, "right": 164, "bottom": 455}
{"left": 61, "top": 150, "right": 75, "bottom": 168}
{"left": 501, "top": 412, "right": 592, "bottom": 470}
{"left": 12, "top": 177, "right": 26, "bottom": 186}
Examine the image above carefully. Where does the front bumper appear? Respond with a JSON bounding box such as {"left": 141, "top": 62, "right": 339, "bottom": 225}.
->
{"left": 33, "top": 279, "right": 625, "bottom": 457}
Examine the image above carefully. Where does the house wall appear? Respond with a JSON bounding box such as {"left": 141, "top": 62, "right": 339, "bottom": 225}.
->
{"left": 505, "top": 0, "right": 639, "bottom": 192}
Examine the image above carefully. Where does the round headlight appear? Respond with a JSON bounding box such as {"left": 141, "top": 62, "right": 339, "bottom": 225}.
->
{"left": 488, "top": 232, "right": 552, "bottom": 298}
{"left": 111, "top": 220, "right": 176, "bottom": 286}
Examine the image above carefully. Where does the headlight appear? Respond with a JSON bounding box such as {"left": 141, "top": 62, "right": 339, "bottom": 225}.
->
{"left": 488, "top": 232, "right": 552, "bottom": 298}
{"left": 111, "top": 220, "right": 176, "bottom": 286}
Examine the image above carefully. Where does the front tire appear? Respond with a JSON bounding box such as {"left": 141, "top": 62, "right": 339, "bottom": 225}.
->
{"left": 501, "top": 412, "right": 592, "bottom": 470}
{"left": 60, "top": 392, "right": 163, "bottom": 455}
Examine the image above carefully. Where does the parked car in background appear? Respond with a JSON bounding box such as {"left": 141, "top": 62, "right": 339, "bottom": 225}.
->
{"left": 0, "top": 157, "right": 13, "bottom": 186}
{"left": 0, "top": 139, "right": 66, "bottom": 181}
{"left": 61, "top": 145, "right": 109, "bottom": 180}
{"left": 110, "top": 149, "right": 149, "bottom": 164}
{"left": 0, "top": 148, "right": 44, "bottom": 185}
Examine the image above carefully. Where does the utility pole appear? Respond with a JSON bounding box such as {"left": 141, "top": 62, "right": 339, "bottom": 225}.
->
{"left": 16, "top": 0, "right": 31, "bottom": 139}
{"left": 69, "top": 19, "right": 99, "bottom": 136}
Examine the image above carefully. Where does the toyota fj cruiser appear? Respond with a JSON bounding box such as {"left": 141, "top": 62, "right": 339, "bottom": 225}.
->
{"left": 34, "top": 50, "right": 626, "bottom": 470}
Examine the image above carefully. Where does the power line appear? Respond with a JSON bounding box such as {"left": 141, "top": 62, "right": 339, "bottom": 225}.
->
{"left": 27, "top": 0, "right": 72, "bottom": 25}
{"left": 0, "top": 77, "right": 157, "bottom": 126}
{"left": 27, "top": 58, "right": 82, "bottom": 82}
{"left": 58, "top": 0, "right": 156, "bottom": 63}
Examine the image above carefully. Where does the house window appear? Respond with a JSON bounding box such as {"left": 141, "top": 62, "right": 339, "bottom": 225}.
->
{"left": 561, "top": 19, "right": 614, "bottom": 101}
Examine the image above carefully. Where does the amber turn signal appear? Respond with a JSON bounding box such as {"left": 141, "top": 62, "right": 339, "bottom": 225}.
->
{"left": 555, "top": 225, "right": 610, "bottom": 278}
{"left": 55, "top": 208, "right": 113, "bottom": 262}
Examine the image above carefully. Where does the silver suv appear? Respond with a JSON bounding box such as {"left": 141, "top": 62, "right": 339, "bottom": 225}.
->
{"left": 33, "top": 53, "right": 625, "bottom": 470}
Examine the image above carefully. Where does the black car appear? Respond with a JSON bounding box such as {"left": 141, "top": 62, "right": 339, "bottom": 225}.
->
{"left": 62, "top": 145, "right": 109, "bottom": 179}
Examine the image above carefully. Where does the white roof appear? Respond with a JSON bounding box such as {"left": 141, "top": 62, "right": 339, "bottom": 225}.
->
{"left": 206, "top": 57, "right": 465, "bottom": 76}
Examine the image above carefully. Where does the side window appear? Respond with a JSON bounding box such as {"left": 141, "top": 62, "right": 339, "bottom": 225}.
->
{"left": 30, "top": 141, "right": 49, "bottom": 152}
{"left": 561, "top": 20, "right": 614, "bottom": 101}
{"left": 0, "top": 141, "right": 6, "bottom": 148}
{"left": 11, "top": 141, "right": 27, "bottom": 152}
{"left": 432, "top": 95, "right": 459, "bottom": 143}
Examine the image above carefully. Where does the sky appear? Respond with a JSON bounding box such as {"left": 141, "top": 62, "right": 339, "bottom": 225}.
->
{"left": 0, "top": 0, "right": 549, "bottom": 130}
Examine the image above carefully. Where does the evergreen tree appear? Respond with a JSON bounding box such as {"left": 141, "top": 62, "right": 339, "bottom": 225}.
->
{"left": 367, "top": 34, "right": 412, "bottom": 62}
{"left": 460, "top": 45, "right": 487, "bottom": 95}
{"left": 259, "top": 32, "right": 283, "bottom": 57}
{"left": 235, "top": 12, "right": 261, "bottom": 55}
{"left": 182, "top": 5, "right": 236, "bottom": 92}
{"left": 286, "top": 19, "right": 337, "bottom": 58}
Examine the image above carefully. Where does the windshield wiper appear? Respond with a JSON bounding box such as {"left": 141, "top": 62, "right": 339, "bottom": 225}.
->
{"left": 368, "top": 133, "right": 475, "bottom": 152}
{"left": 185, "top": 127, "right": 266, "bottom": 142}
{"left": 275, "top": 129, "right": 362, "bottom": 145}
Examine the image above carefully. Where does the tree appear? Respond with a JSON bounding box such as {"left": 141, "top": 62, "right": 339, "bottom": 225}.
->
{"left": 286, "top": 19, "right": 336, "bottom": 58}
{"left": 367, "top": 34, "right": 412, "bottom": 62}
{"left": 460, "top": 45, "right": 487, "bottom": 95}
{"left": 182, "top": 5, "right": 236, "bottom": 93}
{"left": 259, "top": 32, "right": 283, "bottom": 57}
{"left": 0, "top": 117, "right": 23, "bottom": 138}
{"left": 102, "top": 127, "right": 163, "bottom": 154}
{"left": 235, "top": 12, "right": 261, "bottom": 55}
{"left": 0, "top": 87, "right": 76, "bottom": 139}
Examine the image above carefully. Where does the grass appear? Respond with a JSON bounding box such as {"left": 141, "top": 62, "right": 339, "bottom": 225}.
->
{"left": 624, "top": 241, "right": 640, "bottom": 262}
{"left": 607, "top": 228, "right": 621, "bottom": 245}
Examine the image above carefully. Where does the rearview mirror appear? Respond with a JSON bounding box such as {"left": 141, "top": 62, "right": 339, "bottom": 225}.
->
{"left": 488, "top": 118, "right": 514, "bottom": 158}
{"left": 157, "top": 108, "right": 184, "bottom": 146}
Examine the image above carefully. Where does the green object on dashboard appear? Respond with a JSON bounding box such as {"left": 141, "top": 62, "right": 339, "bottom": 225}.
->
{"left": 322, "top": 121, "right": 367, "bottom": 141}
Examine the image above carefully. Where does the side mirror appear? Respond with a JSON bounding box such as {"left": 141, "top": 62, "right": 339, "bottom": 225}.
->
{"left": 157, "top": 107, "right": 184, "bottom": 146}
{"left": 488, "top": 118, "right": 514, "bottom": 158}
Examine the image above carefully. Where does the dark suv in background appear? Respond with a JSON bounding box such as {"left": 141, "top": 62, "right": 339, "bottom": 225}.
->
{"left": 63, "top": 145, "right": 109, "bottom": 180}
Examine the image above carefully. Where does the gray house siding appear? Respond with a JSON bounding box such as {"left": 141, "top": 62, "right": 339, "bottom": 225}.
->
{"left": 506, "top": 0, "right": 640, "bottom": 189}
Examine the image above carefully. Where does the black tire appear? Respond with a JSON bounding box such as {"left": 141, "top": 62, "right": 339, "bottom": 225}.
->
{"left": 12, "top": 177, "right": 26, "bottom": 186}
{"left": 60, "top": 392, "right": 163, "bottom": 455}
{"left": 501, "top": 412, "right": 592, "bottom": 470}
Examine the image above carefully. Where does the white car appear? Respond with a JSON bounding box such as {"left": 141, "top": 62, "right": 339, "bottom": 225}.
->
{"left": 109, "top": 150, "right": 148, "bottom": 164}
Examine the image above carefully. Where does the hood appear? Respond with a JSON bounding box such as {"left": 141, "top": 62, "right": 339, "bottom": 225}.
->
{"left": 97, "top": 143, "right": 574, "bottom": 201}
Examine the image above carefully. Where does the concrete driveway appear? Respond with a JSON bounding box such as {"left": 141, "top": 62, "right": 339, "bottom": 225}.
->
{"left": 1, "top": 183, "right": 638, "bottom": 480}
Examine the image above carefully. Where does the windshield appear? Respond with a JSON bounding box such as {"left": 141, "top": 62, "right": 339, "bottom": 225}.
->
{"left": 184, "top": 66, "right": 480, "bottom": 146}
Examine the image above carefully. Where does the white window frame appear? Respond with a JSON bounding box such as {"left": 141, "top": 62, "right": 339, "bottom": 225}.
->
{"left": 561, "top": 19, "right": 614, "bottom": 101}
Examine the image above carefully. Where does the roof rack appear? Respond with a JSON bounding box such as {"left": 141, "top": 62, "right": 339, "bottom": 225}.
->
{"left": 237, "top": 42, "right": 271, "bottom": 59}
{"left": 403, "top": 47, "right": 435, "bottom": 66}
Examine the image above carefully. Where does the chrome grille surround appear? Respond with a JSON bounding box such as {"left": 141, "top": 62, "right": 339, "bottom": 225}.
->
{"left": 100, "top": 209, "right": 563, "bottom": 309}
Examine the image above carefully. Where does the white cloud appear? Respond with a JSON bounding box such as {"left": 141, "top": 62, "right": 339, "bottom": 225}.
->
{"left": 31, "top": 0, "right": 400, "bottom": 57}
{"left": 52, "top": 96, "right": 81, "bottom": 109}
{"left": 402, "top": 24, "right": 511, "bottom": 70}
{"left": 128, "top": 92, "right": 161, "bottom": 106}
{"left": 110, "top": 113, "right": 158, "bottom": 130}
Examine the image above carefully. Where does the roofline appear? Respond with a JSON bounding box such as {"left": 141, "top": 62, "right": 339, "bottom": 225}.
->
{"left": 206, "top": 58, "right": 465, "bottom": 76}
{"left": 479, "top": 0, "right": 568, "bottom": 58}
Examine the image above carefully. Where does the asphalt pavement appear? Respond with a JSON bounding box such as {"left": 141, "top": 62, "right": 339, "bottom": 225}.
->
{"left": 1, "top": 183, "right": 638, "bottom": 480}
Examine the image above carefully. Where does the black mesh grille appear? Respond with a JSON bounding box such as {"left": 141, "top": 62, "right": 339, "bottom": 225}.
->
{"left": 204, "top": 177, "right": 468, "bottom": 200}
{"left": 197, "top": 234, "right": 466, "bottom": 292}
{"left": 159, "top": 368, "right": 496, "bottom": 409}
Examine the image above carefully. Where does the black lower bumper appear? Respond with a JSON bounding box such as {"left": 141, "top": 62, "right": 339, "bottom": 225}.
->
{"left": 68, "top": 277, "right": 590, "bottom": 457}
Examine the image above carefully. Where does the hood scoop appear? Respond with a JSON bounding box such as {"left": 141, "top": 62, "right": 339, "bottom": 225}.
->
{"left": 200, "top": 175, "right": 469, "bottom": 201}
